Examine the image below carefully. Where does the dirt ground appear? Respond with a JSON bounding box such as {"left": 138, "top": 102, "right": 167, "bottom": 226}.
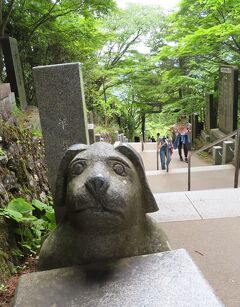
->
{"left": 0, "top": 257, "right": 38, "bottom": 307}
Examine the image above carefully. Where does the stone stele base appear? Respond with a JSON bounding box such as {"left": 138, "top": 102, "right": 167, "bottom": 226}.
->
{"left": 13, "top": 249, "right": 223, "bottom": 307}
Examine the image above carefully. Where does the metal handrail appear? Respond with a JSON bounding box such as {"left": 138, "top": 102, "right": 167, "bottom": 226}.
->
{"left": 157, "top": 147, "right": 159, "bottom": 170}
{"left": 188, "top": 128, "right": 240, "bottom": 191}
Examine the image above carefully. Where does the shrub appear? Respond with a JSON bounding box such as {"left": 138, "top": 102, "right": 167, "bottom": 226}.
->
{"left": 0, "top": 198, "right": 56, "bottom": 255}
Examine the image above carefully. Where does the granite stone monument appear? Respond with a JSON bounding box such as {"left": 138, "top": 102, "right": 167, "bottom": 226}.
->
{"left": 218, "top": 65, "right": 238, "bottom": 134}
{"left": 33, "top": 63, "right": 89, "bottom": 221}
{"left": 0, "top": 37, "right": 27, "bottom": 109}
{"left": 205, "top": 93, "right": 217, "bottom": 132}
{"left": 39, "top": 142, "right": 170, "bottom": 270}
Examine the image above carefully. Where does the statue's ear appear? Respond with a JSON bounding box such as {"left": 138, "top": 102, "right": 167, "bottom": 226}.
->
{"left": 54, "top": 144, "right": 89, "bottom": 208}
{"left": 115, "top": 143, "right": 158, "bottom": 213}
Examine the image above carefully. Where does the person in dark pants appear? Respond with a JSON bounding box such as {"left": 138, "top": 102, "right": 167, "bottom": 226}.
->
{"left": 173, "top": 115, "right": 191, "bottom": 163}
{"left": 158, "top": 136, "right": 173, "bottom": 170}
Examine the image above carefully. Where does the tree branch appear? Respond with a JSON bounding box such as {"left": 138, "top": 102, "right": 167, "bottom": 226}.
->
{"left": 110, "top": 29, "right": 143, "bottom": 66}
{"left": 230, "top": 35, "right": 240, "bottom": 52}
{"left": 2, "top": 0, "right": 16, "bottom": 35}
{"left": 28, "top": 2, "right": 82, "bottom": 38}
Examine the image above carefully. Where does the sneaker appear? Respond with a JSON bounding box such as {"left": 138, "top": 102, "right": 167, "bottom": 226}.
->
{"left": 184, "top": 157, "right": 188, "bottom": 163}
{"left": 180, "top": 157, "right": 183, "bottom": 161}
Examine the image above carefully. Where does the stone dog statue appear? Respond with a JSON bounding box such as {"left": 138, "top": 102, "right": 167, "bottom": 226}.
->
{"left": 39, "top": 142, "right": 170, "bottom": 270}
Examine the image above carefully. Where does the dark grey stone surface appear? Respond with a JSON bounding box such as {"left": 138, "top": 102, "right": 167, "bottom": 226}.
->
{"left": 13, "top": 249, "right": 223, "bottom": 307}
{"left": 0, "top": 83, "right": 14, "bottom": 121}
{"left": 205, "top": 93, "right": 217, "bottom": 132}
{"left": 0, "top": 96, "right": 12, "bottom": 120}
{"left": 95, "top": 133, "right": 101, "bottom": 142}
{"left": 210, "top": 128, "right": 226, "bottom": 142}
{"left": 218, "top": 66, "right": 238, "bottom": 134}
{"left": 0, "top": 83, "right": 11, "bottom": 100}
{"left": 39, "top": 142, "right": 169, "bottom": 270}
{"left": 33, "top": 63, "right": 89, "bottom": 220}
{"left": 222, "top": 140, "right": 234, "bottom": 164}
{"left": 0, "top": 37, "right": 27, "bottom": 109}
{"left": 190, "top": 113, "right": 198, "bottom": 143}
{"left": 213, "top": 146, "right": 222, "bottom": 165}
{"left": 201, "top": 130, "right": 210, "bottom": 142}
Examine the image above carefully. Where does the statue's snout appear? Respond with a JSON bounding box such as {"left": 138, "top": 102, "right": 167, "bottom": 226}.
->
{"left": 85, "top": 174, "right": 109, "bottom": 196}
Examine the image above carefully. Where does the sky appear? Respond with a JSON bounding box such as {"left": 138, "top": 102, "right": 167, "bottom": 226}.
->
{"left": 116, "top": 0, "right": 180, "bottom": 11}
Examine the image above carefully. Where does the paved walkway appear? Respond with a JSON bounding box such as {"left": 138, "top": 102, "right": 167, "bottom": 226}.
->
{"left": 149, "top": 188, "right": 240, "bottom": 306}
{"left": 151, "top": 188, "right": 240, "bottom": 222}
{"left": 128, "top": 142, "right": 211, "bottom": 171}
{"left": 128, "top": 143, "right": 238, "bottom": 193}
{"left": 130, "top": 142, "right": 240, "bottom": 305}
{"left": 160, "top": 218, "right": 240, "bottom": 307}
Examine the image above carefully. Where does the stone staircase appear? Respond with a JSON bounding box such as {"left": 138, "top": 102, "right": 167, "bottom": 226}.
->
{"left": 147, "top": 164, "right": 237, "bottom": 193}
{"left": 149, "top": 188, "right": 240, "bottom": 307}
{"left": 128, "top": 142, "right": 239, "bottom": 193}
{"left": 128, "top": 142, "right": 240, "bottom": 306}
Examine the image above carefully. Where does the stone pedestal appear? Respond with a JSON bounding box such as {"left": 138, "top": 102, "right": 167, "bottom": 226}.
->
{"left": 13, "top": 249, "right": 222, "bottom": 307}
{"left": 222, "top": 140, "right": 234, "bottom": 164}
{"left": 213, "top": 146, "right": 222, "bottom": 165}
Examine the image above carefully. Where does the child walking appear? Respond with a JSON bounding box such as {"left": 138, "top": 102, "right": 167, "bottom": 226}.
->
{"left": 158, "top": 136, "right": 173, "bottom": 171}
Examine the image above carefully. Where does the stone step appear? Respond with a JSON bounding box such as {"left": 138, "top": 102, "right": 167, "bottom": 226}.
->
{"left": 150, "top": 187, "right": 240, "bottom": 223}
{"left": 147, "top": 163, "right": 234, "bottom": 175}
{"left": 146, "top": 164, "right": 238, "bottom": 193}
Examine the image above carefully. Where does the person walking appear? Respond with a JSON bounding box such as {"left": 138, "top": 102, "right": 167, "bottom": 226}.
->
{"left": 158, "top": 136, "right": 173, "bottom": 170}
{"left": 173, "top": 114, "right": 191, "bottom": 162}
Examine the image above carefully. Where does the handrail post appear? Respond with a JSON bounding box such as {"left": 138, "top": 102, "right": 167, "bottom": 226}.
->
{"left": 157, "top": 149, "right": 159, "bottom": 170}
{"left": 234, "top": 130, "right": 240, "bottom": 188}
{"left": 188, "top": 155, "right": 191, "bottom": 191}
{"left": 141, "top": 138, "right": 144, "bottom": 152}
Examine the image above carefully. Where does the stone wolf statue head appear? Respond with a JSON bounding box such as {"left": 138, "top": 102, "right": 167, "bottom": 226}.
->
{"left": 39, "top": 142, "right": 169, "bottom": 270}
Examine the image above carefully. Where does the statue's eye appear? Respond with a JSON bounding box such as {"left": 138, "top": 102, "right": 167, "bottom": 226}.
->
{"left": 113, "top": 163, "right": 126, "bottom": 176}
{"left": 70, "top": 162, "right": 86, "bottom": 176}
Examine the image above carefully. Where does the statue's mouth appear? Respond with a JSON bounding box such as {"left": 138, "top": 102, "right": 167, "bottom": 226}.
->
{"left": 75, "top": 206, "right": 124, "bottom": 219}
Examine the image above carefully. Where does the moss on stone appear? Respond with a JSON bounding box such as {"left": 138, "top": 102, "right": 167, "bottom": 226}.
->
{"left": 0, "top": 118, "right": 51, "bottom": 282}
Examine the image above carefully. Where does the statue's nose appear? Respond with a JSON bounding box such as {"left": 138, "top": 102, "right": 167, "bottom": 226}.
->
{"left": 85, "top": 174, "right": 109, "bottom": 195}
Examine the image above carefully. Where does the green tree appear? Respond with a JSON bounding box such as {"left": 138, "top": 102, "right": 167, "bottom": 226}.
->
{"left": 152, "top": 0, "right": 240, "bottom": 123}
{"left": 93, "top": 4, "right": 166, "bottom": 137}
{"left": 0, "top": 0, "right": 116, "bottom": 93}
